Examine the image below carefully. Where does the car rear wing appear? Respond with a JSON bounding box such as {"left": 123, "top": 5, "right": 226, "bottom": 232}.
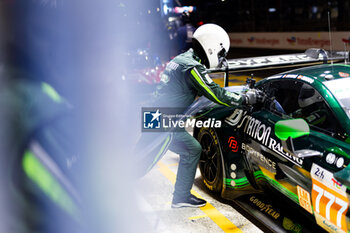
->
{"left": 208, "top": 48, "right": 349, "bottom": 86}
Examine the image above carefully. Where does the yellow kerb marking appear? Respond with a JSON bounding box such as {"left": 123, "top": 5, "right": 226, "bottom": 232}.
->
{"left": 157, "top": 161, "right": 243, "bottom": 233}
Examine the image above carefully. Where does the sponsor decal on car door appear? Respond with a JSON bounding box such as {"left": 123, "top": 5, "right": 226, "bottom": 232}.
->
{"left": 225, "top": 109, "right": 303, "bottom": 167}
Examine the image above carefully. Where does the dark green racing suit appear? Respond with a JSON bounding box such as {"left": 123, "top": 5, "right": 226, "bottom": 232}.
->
{"left": 153, "top": 49, "right": 244, "bottom": 200}
{"left": 155, "top": 49, "right": 243, "bottom": 107}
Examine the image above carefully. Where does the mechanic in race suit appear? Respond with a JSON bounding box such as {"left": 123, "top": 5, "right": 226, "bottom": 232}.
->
{"left": 138, "top": 24, "right": 262, "bottom": 208}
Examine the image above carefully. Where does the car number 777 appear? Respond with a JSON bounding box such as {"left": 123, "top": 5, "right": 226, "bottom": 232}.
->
{"left": 312, "top": 182, "right": 348, "bottom": 231}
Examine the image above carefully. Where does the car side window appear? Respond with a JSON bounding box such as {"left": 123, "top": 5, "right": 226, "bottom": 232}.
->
{"left": 263, "top": 79, "right": 345, "bottom": 138}
{"left": 260, "top": 80, "right": 303, "bottom": 116}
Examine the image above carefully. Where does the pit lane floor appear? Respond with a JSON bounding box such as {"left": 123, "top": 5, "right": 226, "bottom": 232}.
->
{"left": 136, "top": 144, "right": 328, "bottom": 233}
{"left": 136, "top": 150, "right": 264, "bottom": 233}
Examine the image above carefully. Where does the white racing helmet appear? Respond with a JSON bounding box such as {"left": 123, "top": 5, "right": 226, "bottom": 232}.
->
{"left": 193, "top": 24, "right": 230, "bottom": 69}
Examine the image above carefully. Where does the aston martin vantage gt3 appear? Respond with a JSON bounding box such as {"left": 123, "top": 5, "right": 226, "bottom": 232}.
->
{"left": 194, "top": 55, "right": 350, "bottom": 233}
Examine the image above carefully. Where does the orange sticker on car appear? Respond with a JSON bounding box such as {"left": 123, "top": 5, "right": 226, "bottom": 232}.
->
{"left": 297, "top": 186, "right": 313, "bottom": 214}
{"left": 312, "top": 178, "right": 348, "bottom": 233}
{"left": 339, "top": 72, "right": 349, "bottom": 78}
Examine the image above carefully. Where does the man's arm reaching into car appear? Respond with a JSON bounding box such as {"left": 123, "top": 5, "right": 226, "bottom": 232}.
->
{"left": 188, "top": 65, "right": 265, "bottom": 107}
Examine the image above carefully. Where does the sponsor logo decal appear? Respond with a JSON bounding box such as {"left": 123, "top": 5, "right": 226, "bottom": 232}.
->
{"left": 282, "top": 217, "right": 302, "bottom": 233}
{"left": 265, "top": 73, "right": 315, "bottom": 83}
{"left": 281, "top": 74, "right": 314, "bottom": 84}
{"left": 322, "top": 219, "right": 340, "bottom": 233}
{"left": 247, "top": 37, "right": 280, "bottom": 46}
{"left": 296, "top": 75, "right": 314, "bottom": 83}
{"left": 341, "top": 37, "right": 350, "bottom": 44}
{"left": 338, "top": 72, "right": 349, "bottom": 78}
{"left": 244, "top": 117, "right": 271, "bottom": 145}
{"left": 297, "top": 186, "right": 313, "bottom": 214}
{"left": 249, "top": 196, "right": 280, "bottom": 219}
{"left": 266, "top": 75, "right": 281, "bottom": 80}
{"left": 225, "top": 109, "right": 303, "bottom": 166}
{"left": 331, "top": 178, "right": 343, "bottom": 190}
{"left": 248, "top": 37, "right": 255, "bottom": 43}
{"left": 282, "top": 74, "right": 298, "bottom": 79}
{"left": 228, "top": 137, "right": 239, "bottom": 152}
{"left": 242, "top": 143, "right": 276, "bottom": 172}
{"left": 293, "top": 37, "right": 330, "bottom": 48}
{"left": 287, "top": 36, "right": 331, "bottom": 48}
{"left": 286, "top": 36, "right": 297, "bottom": 45}
{"left": 225, "top": 109, "right": 247, "bottom": 127}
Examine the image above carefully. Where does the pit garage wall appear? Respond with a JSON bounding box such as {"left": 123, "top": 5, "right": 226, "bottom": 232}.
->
{"left": 228, "top": 32, "right": 350, "bottom": 51}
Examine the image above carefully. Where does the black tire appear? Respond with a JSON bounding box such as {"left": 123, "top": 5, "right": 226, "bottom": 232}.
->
{"left": 197, "top": 127, "right": 223, "bottom": 193}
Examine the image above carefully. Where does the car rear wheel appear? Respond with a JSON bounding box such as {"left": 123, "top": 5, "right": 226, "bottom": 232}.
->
{"left": 197, "top": 128, "right": 223, "bottom": 193}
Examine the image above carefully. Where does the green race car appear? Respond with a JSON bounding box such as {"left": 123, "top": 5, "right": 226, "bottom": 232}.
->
{"left": 193, "top": 51, "right": 350, "bottom": 233}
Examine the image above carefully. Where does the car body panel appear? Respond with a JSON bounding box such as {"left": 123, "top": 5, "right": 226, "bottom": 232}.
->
{"left": 193, "top": 63, "right": 350, "bottom": 233}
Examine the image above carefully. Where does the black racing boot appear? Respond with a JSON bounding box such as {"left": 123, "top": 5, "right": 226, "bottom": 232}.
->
{"left": 171, "top": 194, "right": 207, "bottom": 208}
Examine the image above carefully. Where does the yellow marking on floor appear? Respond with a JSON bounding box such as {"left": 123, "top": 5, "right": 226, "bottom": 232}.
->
{"left": 158, "top": 161, "right": 176, "bottom": 183}
{"left": 157, "top": 161, "right": 243, "bottom": 233}
{"left": 167, "top": 163, "right": 179, "bottom": 167}
{"left": 188, "top": 214, "right": 208, "bottom": 220}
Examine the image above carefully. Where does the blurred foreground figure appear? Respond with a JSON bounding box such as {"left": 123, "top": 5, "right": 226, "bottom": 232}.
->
{"left": 0, "top": 0, "right": 150, "bottom": 232}
{"left": 0, "top": 2, "right": 79, "bottom": 232}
